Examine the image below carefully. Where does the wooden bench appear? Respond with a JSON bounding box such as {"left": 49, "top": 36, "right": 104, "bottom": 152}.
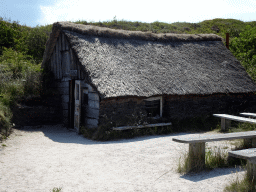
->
{"left": 229, "top": 148, "right": 256, "bottom": 181}
{"left": 240, "top": 112, "right": 256, "bottom": 118}
{"left": 213, "top": 114, "right": 256, "bottom": 131}
{"left": 173, "top": 131, "right": 256, "bottom": 171}
{"left": 112, "top": 122, "right": 172, "bottom": 130}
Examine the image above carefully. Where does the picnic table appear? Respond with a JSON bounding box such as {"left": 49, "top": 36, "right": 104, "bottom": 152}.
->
{"left": 173, "top": 131, "right": 256, "bottom": 171}
{"left": 213, "top": 114, "right": 256, "bottom": 131}
{"left": 229, "top": 148, "right": 256, "bottom": 181}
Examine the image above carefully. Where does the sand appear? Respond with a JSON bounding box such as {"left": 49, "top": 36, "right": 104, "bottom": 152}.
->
{"left": 0, "top": 125, "right": 245, "bottom": 192}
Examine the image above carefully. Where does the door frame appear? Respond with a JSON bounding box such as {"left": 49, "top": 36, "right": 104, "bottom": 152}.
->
{"left": 68, "top": 80, "right": 75, "bottom": 129}
{"left": 74, "top": 80, "right": 82, "bottom": 132}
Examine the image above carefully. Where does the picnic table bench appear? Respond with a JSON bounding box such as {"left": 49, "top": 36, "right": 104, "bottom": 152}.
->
{"left": 112, "top": 122, "right": 172, "bottom": 130}
{"left": 229, "top": 148, "right": 256, "bottom": 181}
{"left": 173, "top": 131, "right": 256, "bottom": 171}
{"left": 240, "top": 112, "right": 256, "bottom": 118}
{"left": 213, "top": 114, "right": 256, "bottom": 131}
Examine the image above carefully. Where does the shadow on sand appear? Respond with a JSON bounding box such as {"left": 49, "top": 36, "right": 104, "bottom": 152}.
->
{"left": 14, "top": 124, "right": 190, "bottom": 145}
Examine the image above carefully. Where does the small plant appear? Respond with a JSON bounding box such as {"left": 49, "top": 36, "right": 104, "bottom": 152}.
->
{"left": 177, "top": 151, "right": 190, "bottom": 173}
{"left": 177, "top": 145, "right": 246, "bottom": 174}
{"left": 224, "top": 166, "right": 256, "bottom": 192}
{"left": 205, "top": 147, "right": 228, "bottom": 169}
{"left": 52, "top": 187, "right": 62, "bottom": 192}
{"left": 1, "top": 144, "right": 7, "bottom": 147}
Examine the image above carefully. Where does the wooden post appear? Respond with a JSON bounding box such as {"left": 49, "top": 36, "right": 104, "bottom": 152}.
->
{"left": 221, "top": 118, "right": 231, "bottom": 131}
{"left": 62, "top": 33, "right": 65, "bottom": 51}
{"left": 247, "top": 159, "right": 256, "bottom": 183}
{"left": 226, "top": 33, "right": 229, "bottom": 49}
{"left": 188, "top": 142, "right": 205, "bottom": 172}
{"left": 58, "top": 37, "right": 62, "bottom": 79}
{"left": 244, "top": 138, "right": 256, "bottom": 148}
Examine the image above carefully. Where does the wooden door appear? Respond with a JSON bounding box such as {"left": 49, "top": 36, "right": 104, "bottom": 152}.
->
{"left": 68, "top": 80, "right": 75, "bottom": 128}
{"left": 74, "top": 80, "right": 81, "bottom": 132}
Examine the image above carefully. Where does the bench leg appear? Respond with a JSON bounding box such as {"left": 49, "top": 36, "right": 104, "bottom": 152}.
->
{"left": 247, "top": 159, "right": 256, "bottom": 182}
{"left": 221, "top": 118, "right": 231, "bottom": 131}
{"left": 189, "top": 142, "right": 205, "bottom": 172}
{"left": 244, "top": 138, "right": 256, "bottom": 148}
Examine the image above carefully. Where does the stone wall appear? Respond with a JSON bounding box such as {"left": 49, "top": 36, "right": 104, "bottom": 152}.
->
{"left": 163, "top": 93, "right": 256, "bottom": 120}
{"left": 12, "top": 95, "right": 63, "bottom": 126}
{"left": 98, "top": 93, "right": 256, "bottom": 129}
{"left": 98, "top": 97, "right": 149, "bottom": 128}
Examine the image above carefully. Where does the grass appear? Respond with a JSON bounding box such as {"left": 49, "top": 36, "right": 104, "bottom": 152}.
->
{"left": 177, "top": 136, "right": 248, "bottom": 174}
{"left": 52, "top": 187, "right": 62, "bottom": 192}
{"left": 224, "top": 167, "right": 256, "bottom": 192}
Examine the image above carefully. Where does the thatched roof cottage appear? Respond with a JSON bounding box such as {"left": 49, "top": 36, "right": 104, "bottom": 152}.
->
{"left": 42, "top": 22, "right": 256, "bottom": 132}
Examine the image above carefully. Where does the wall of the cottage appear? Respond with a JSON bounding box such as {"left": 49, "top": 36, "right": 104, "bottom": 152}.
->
{"left": 81, "top": 82, "right": 100, "bottom": 128}
{"left": 98, "top": 93, "right": 256, "bottom": 129}
{"left": 99, "top": 98, "right": 149, "bottom": 127}
{"left": 163, "top": 93, "right": 256, "bottom": 120}
{"left": 47, "top": 32, "right": 100, "bottom": 128}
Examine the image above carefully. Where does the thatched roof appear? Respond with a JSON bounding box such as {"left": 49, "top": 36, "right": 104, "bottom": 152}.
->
{"left": 42, "top": 22, "right": 256, "bottom": 98}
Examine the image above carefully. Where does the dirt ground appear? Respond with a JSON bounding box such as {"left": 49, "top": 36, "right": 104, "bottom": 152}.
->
{"left": 0, "top": 125, "right": 245, "bottom": 192}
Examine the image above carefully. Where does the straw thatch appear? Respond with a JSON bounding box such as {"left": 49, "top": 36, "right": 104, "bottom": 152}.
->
{"left": 42, "top": 22, "right": 256, "bottom": 98}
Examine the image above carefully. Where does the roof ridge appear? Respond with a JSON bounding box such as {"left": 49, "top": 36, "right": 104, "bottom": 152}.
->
{"left": 54, "top": 21, "right": 223, "bottom": 42}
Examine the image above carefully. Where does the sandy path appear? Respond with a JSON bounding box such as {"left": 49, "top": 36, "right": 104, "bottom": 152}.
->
{"left": 0, "top": 125, "right": 245, "bottom": 192}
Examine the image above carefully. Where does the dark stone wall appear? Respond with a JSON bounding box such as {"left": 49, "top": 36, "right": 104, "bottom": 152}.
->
{"left": 163, "top": 93, "right": 256, "bottom": 120}
{"left": 98, "top": 93, "right": 256, "bottom": 129}
{"left": 12, "top": 94, "right": 63, "bottom": 126}
{"left": 98, "top": 98, "right": 149, "bottom": 127}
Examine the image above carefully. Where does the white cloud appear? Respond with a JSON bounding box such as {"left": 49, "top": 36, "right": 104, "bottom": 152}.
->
{"left": 38, "top": 0, "right": 256, "bottom": 26}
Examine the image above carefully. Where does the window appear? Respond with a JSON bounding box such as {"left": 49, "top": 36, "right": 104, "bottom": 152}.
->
{"left": 144, "top": 96, "right": 162, "bottom": 118}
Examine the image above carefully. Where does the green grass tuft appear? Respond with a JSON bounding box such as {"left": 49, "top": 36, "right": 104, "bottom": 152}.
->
{"left": 224, "top": 168, "right": 256, "bottom": 192}
{"left": 52, "top": 187, "right": 62, "bottom": 192}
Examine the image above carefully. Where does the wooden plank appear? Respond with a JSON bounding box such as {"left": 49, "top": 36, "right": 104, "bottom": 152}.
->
{"left": 70, "top": 49, "right": 75, "bottom": 70}
{"left": 50, "top": 54, "right": 54, "bottom": 72}
{"left": 63, "top": 51, "right": 70, "bottom": 75}
{"left": 56, "top": 39, "right": 59, "bottom": 79}
{"left": 87, "top": 118, "right": 98, "bottom": 128}
{"left": 66, "top": 50, "right": 71, "bottom": 74}
{"left": 229, "top": 148, "right": 256, "bottom": 160}
{"left": 88, "top": 100, "right": 99, "bottom": 109}
{"left": 53, "top": 46, "right": 57, "bottom": 79}
{"left": 172, "top": 131, "right": 256, "bottom": 144}
{"left": 189, "top": 142, "right": 205, "bottom": 171}
{"left": 240, "top": 113, "right": 256, "bottom": 118}
{"left": 88, "top": 92, "right": 99, "bottom": 101}
{"left": 78, "top": 64, "right": 80, "bottom": 79}
{"left": 63, "top": 109, "right": 69, "bottom": 118}
{"left": 61, "top": 51, "right": 66, "bottom": 76}
{"left": 69, "top": 70, "right": 77, "bottom": 77}
{"left": 221, "top": 118, "right": 231, "bottom": 131}
{"left": 57, "top": 81, "right": 69, "bottom": 88}
{"left": 58, "top": 37, "right": 62, "bottom": 79}
{"left": 62, "top": 102, "right": 69, "bottom": 110}
{"left": 62, "top": 33, "right": 65, "bottom": 51}
{"left": 213, "top": 114, "right": 256, "bottom": 124}
{"left": 113, "top": 122, "right": 172, "bottom": 130}
{"left": 61, "top": 95, "right": 69, "bottom": 103}
{"left": 59, "top": 87, "right": 69, "bottom": 95}
{"left": 65, "top": 35, "right": 69, "bottom": 50}
{"left": 86, "top": 108, "right": 99, "bottom": 119}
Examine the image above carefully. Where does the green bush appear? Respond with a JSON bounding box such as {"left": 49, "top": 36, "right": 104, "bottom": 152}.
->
{"left": 230, "top": 25, "right": 256, "bottom": 81}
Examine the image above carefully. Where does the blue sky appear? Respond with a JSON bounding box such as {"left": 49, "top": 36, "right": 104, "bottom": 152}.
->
{"left": 1, "top": 0, "right": 256, "bottom": 27}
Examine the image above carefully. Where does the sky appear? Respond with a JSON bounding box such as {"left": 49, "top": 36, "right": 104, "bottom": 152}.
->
{"left": 1, "top": 0, "right": 256, "bottom": 27}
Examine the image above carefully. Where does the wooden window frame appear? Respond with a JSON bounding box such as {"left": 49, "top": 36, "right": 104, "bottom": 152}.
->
{"left": 144, "top": 96, "right": 163, "bottom": 118}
